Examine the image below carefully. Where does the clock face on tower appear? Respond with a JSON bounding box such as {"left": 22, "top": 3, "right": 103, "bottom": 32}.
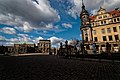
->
{"left": 82, "top": 17, "right": 87, "bottom": 25}
{"left": 83, "top": 17, "right": 87, "bottom": 22}
{"left": 82, "top": 16, "right": 89, "bottom": 25}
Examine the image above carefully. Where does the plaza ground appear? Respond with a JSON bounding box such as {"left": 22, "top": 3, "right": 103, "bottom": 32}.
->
{"left": 0, "top": 55, "right": 120, "bottom": 80}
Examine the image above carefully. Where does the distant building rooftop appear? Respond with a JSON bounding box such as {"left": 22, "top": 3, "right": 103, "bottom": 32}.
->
{"left": 39, "top": 40, "right": 51, "bottom": 41}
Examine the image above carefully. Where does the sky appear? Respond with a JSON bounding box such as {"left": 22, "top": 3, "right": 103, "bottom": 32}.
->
{"left": 0, "top": 0, "right": 120, "bottom": 47}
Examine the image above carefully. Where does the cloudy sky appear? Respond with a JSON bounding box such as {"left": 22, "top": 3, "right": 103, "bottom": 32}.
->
{"left": 0, "top": 0, "right": 120, "bottom": 47}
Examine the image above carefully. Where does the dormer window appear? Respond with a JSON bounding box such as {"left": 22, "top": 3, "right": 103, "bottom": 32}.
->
{"left": 99, "top": 16, "right": 102, "bottom": 19}
{"left": 117, "top": 18, "right": 120, "bottom": 21}
{"left": 103, "top": 15, "right": 107, "bottom": 18}
{"left": 98, "top": 7, "right": 106, "bottom": 14}
{"left": 112, "top": 14, "right": 116, "bottom": 16}
{"left": 114, "top": 19, "right": 116, "bottom": 22}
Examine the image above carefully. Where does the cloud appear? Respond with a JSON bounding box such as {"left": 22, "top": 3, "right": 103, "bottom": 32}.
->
{"left": 0, "top": 35, "right": 6, "bottom": 41}
{"left": 62, "top": 23, "right": 72, "bottom": 28}
{"left": 18, "top": 34, "right": 29, "bottom": 37}
{"left": 1, "top": 37, "right": 19, "bottom": 46}
{"left": 5, "top": 33, "right": 32, "bottom": 42}
{"left": 32, "top": 36, "right": 44, "bottom": 44}
{"left": 45, "top": 23, "right": 54, "bottom": 29}
{"left": 0, "top": 35, "right": 44, "bottom": 46}
{"left": 0, "top": 0, "right": 60, "bottom": 32}
{"left": 0, "top": 33, "right": 33, "bottom": 45}
{"left": 49, "top": 36, "right": 63, "bottom": 45}
{"left": 17, "top": 34, "right": 32, "bottom": 42}
{"left": 68, "top": 39, "right": 79, "bottom": 46}
{"left": 80, "top": 34, "right": 82, "bottom": 40}
{"left": 36, "top": 24, "right": 65, "bottom": 33}
{"left": 36, "top": 31, "right": 52, "bottom": 37}
{"left": 0, "top": 27, "right": 16, "bottom": 34}
{"left": 0, "top": 34, "right": 64, "bottom": 47}
{"left": 68, "top": 0, "right": 120, "bottom": 18}
{"left": 102, "top": 0, "right": 120, "bottom": 10}
{"left": 0, "top": 36, "right": 16, "bottom": 45}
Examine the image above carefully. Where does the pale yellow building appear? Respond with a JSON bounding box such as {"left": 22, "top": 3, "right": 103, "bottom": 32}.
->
{"left": 90, "top": 7, "right": 120, "bottom": 52}
{"left": 38, "top": 40, "right": 51, "bottom": 53}
{"left": 80, "top": 1, "right": 120, "bottom": 53}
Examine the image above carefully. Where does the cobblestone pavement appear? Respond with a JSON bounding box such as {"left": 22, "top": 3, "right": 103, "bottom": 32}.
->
{"left": 0, "top": 55, "right": 120, "bottom": 80}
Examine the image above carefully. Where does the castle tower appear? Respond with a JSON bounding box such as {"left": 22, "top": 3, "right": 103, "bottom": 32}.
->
{"left": 80, "top": 0, "right": 93, "bottom": 45}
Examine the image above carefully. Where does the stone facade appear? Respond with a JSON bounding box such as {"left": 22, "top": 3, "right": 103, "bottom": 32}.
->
{"left": 14, "top": 42, "right": 35, "bottom": 54}
{"left": 38, "top": 40, "right": 51, "bottom": 53}
{"left": 5, "top": 42, "right": 35, "bottom": 55}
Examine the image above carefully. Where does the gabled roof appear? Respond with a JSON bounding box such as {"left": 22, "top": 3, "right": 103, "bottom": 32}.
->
{"left": 89, "top": 15, "right": 97, "bottom": 21}
{"left": 89, "top": 9, "right": 120, "bottom": 21}
{"left": 97, "top": 7, "right": 106, "bottom": 12}
{"left": 109, "top": 10, "right": 120, "bottom": 16}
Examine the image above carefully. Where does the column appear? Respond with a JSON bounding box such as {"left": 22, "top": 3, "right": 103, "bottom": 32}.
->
{"left": 111, "top": 44, "right": 114, "bottom": 52}
{"left": 99, "top": 44, "right": 102, "bottom": 53}
{"left": 81, "top": 30, "right": 84, "bottom": 43}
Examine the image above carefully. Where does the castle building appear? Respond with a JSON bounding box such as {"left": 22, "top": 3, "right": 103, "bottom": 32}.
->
{"left": 38, "top": 40, "right": 51, "bottom": 53}
{"left": 80, "top": 0, "right": 120, "bottom": 53}
{"left": 14, "top": 42, "right": 35, "bottom": 54}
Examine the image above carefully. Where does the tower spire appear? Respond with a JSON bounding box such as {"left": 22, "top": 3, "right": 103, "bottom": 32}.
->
{"left": 82, "top": 0, "right": 85, "bottom": 9}
{"left": 82, "top": 0, "right": 84, "bottom": 5}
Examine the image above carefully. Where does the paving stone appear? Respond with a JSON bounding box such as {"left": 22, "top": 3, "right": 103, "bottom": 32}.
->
{"left": 0, "top": 55, "right": 120, "bottom": 80}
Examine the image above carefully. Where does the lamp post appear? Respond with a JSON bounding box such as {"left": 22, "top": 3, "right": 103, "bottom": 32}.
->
{"left": 65, "top": 40, "right": 69, "bottom": 58}
{"left": 60, "top": 42, "right": 62, "bottom": 56}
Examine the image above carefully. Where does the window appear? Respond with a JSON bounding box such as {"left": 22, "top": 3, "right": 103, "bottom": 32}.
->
{"left": 93, "top": 30, "right": 96, "bottom": 35}
{"left": 104, "top": 15, "right": 107, "bottom": 18}
{"left": 109, "top": 19, "right": 112, "bottom": 23}
{"left": 107, "top": 28, "right": 111, "bottom": 33}
{"left": 117, "top": 18, "right": 120, "bottom": 21}
{"left": 104, "top": 21, "right": 106, "bottom": 24}
{"left": 101, "top": 29, "right": 105, "bottom": 34}
{"left": 45, "top": 44, "right": 48, "bottom": 46}
{"left": 93, "top": 23, "right": 94, "bottom": 26}
{"left": 113, "top": 27, "right": 117, "bottom": 32}
{"left": 108, "top": 36, "right": 113, "bottom": 41}
{"left": 103, "top": 36, "right": 107, "bottom": 41}
{"left": 94, "top": 37, "right": 98, "bottom": 42}
{"left": 99, "top": 16, "right": 102, "bottom": 19}
{"left": 114, "top": 19, "right": 116, "bottom": 22}
{"left": 86, "top": 37, "right": 88, "bottom": 41}
{"left": 112, "top": 14, "right": 116, "bottom": 16}
{"left": 101, "top": 21, "right": 103, "bottom": 25}
{"left": 114, "top": 35, "right": 119, "bottom": 41}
